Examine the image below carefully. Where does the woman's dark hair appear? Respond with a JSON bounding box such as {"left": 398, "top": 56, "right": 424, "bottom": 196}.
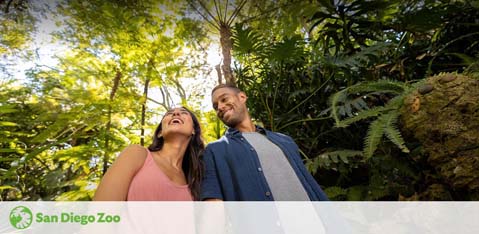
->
{"left": 148, "top": 107, "right": 204, "bottom": 200}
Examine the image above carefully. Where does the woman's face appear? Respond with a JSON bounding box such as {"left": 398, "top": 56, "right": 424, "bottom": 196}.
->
{"left": 160, "top": 107, "right": 195, "bottom": 139}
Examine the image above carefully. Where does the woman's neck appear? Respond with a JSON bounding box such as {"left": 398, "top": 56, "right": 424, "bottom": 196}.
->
{"left": 158, "top": 137, "right": 190, "bottom": 170}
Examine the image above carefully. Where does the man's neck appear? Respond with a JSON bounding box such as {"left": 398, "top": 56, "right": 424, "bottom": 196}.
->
{"left": 234, "top": 116, "right": 256, "bottom": 132}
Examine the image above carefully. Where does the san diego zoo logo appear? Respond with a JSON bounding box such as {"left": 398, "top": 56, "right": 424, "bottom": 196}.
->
{"left": 10, "top": 206, "right": 33, "bottom": 229}
{"left": 9, "top": 205, "right": 121, "bottom": 229}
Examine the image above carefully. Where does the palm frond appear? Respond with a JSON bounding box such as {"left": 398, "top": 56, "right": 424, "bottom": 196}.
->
{"left": 266, "top": 35, "right": 305, "bottom": 62}
{"left": 232, "top": 24, "right": 264, "bottom": 57}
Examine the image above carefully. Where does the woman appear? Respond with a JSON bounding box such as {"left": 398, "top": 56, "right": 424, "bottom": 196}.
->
{"left": 94, "top": 106, "right": 204, "bottom": 201}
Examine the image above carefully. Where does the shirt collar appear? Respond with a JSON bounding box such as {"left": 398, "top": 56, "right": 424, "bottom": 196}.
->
{"left": 225, "top": 125, "right": 267, "bottom": 136}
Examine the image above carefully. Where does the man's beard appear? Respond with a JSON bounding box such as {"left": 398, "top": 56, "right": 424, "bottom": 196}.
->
{"left": 221, "top": 108, "right": 244, "bottom": 128}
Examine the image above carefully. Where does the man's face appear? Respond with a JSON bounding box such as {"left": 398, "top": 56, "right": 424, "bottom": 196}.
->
{"left": 212, "top": 87, "right": 247, "bottom": 127}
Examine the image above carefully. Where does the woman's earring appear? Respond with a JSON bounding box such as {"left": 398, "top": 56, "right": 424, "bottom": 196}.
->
{"left": 191, "top": 131, "right": 195, "bottom": 135}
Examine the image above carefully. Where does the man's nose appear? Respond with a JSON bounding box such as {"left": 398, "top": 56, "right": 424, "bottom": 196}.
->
{"left": 217, "top": 103, "right": 226, "bottom": 113}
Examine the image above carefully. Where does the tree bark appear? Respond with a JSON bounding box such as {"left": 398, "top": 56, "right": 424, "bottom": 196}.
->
{"left": 220, "top": 23, "right": 235, "bottom": 86}
{"left": 401, "top": 73, "right": 479, "bottom": 197}
{"left": 215, "top": 64, "right": 223, "bottom": 84}
{"left": 103, "top": 69, "right": 122, "bottom": 175}
{"left": 140, "top": 78, "right": 150, "bottom": 146}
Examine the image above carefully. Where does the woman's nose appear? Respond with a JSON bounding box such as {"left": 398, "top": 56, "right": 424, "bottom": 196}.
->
{"left": 172, "top": 110, "right": 181, "bottom": 116}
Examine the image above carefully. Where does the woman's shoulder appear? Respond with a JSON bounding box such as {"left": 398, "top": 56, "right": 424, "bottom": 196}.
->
{"left": 119, "top": 144, "right": 149, "bottom": 164}
{"left": 123, "top": 144, "right": 148, "bottom": 153}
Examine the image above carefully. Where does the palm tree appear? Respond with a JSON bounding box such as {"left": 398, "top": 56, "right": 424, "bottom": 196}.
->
{"left": 187, "top": 0, "right": 248, "bottom": 86}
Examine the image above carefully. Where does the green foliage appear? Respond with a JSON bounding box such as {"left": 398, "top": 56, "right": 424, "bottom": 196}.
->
{"left": 3, "top": 0, "right": 479, "bottom": 201}
{"left": 1, "top": 0, "right": 209, "bottom": 201}
{"left": 233, "top": 0, "right": 479, "bottom": 201}
{"left": 200, "top": 110, "right": 226, "bottom": 143}
{"left": 0, "top": 0, "right": 37, "bottom": 55}
{"left": 330, "top": 80, "right": 412, "bottom": 157}
{"left": 305, "top": 150, "right": 363, "bottom": 174}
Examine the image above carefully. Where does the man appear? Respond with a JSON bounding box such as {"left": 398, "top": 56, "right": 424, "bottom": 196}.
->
{"left": 200, "top": 84, "right": 328, "bottom": 201}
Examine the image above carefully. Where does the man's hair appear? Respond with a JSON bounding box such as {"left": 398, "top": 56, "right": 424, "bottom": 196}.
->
{"left": 211, "top": 83, "right": 242, "bottom": 95}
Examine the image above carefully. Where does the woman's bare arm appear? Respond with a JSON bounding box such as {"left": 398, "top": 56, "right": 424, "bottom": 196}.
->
{"left": 93, "top": 145, "right": 147, "bottom": 201}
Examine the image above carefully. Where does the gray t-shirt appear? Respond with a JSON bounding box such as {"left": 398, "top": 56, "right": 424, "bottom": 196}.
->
{"left": 242, "top": 132, "right": 310, "bottom": 201}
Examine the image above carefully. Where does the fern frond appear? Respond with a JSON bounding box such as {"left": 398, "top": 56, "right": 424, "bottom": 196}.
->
{"left": 329, "top": 88, "right": 349, "bottom": 126}
{"left": 325, "top": 150, "right": 363, "bottom": 163}
{"left": 385, "top": 94, "right": 406, "bottom": 108}
{"left": 339, "top": 96, "right": 369, "bottom": 117}
{"left": 324, "top": 186, "right": 347, "bottom": 200}
{"left": 306, "top": 150, "right": 363, "bottom": 174}
{"left": 363, "top": 117, "right": 385, "bottom": 158}
{"left": 330, "top": 79, "right": 410, "bottom": 126}
{"left": 324, "top": 43, "right": 392, "bottom": 69}
{"left": 383, "top": 112, "right": 410, "bottom": 153}
{"left": 347, "top": 186, "right": 367, "bottom": 201}
{"left": 348, "top": 79, "right": 408, "bottom": 95}
{"left": 337, "top": 106, "right": 389, "bottom": 128}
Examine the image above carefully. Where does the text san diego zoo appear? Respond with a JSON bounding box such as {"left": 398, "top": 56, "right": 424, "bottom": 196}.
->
{"left": 36, "top": 212, "right": 120, "bottom": 225}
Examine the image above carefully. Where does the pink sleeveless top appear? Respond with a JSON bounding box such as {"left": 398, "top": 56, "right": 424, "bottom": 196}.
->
{"left": 127, "top": 150, "right": 193, "bottom": 201}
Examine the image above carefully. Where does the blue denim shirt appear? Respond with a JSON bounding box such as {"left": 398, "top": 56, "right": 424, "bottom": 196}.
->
{"left": 200, "top": 126, "right": 329, "bottom": 201}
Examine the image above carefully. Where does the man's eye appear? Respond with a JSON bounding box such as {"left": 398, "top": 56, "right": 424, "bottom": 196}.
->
{"left": 181, "top": 111, "right": 189, "bottom": 115}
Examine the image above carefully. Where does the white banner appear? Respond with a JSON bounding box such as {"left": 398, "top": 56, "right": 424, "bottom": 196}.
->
{"left": 1, "top": 202, "right": 478, "bottom": 234}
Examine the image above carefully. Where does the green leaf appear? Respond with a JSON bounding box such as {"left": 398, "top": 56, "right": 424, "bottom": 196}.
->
{"left": 383, "top": 113, "right": 410, "bottom": 153}
{"left": 0, "top": 106, "right": 18, "bottom": 114}
{"left": 0, "top": 121, "right": 18, "bottom": 127}
{"left": 363, "top": 117, "right": 385, "bottom": 158}
{"left": 337, "top": 106, "right": 389, "bottom": 128}
{"left": 347, "top": 186, "right": 366, "bottom": 201}
{"left": 324, "top": 186, "right": 347, "bottom": 200}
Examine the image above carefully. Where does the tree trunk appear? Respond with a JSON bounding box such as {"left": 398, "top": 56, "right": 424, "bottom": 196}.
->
{"left": 400, "top": 72, "right": 479, "bottom": 199}
{"left": 103, "top": 69, "right": 122, "bottom": 175}
{"left": 220, "top": 23, "right": 235, "bottom": 86}
{"left": 215, "top": 64, "right": 223, "bottom": 85}
{"left": 140, "top": 78, "right": 150, "bottom": 146}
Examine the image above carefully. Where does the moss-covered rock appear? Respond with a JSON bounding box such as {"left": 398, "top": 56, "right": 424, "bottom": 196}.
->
{"left": 401, "top": 73, "right": 479, "bottom": 193}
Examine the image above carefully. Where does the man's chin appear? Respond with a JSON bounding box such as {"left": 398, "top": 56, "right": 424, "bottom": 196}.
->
{"left": 222, "top": 118, "right": 239, "bottom": 128}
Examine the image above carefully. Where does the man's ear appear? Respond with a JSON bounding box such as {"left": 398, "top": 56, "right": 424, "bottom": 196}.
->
{"left": 238, "top": 91, "right": 247, "bottom": 103}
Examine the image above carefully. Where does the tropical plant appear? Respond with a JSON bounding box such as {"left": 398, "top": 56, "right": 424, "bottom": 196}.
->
{"left": 233, "top": 0, "right": 479, "bottom": 201}
{"left": 329, "top": 80, "right": 413, "bottom": 158}
{"left": 1, "top": 0, "right": 210, "bottom": 201}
